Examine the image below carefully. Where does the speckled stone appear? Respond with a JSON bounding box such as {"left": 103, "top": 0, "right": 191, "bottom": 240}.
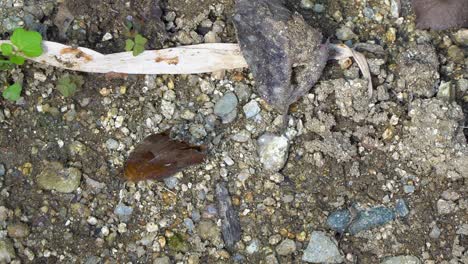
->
{"left": 36, "top": 162, "right": 82, "bottom": 193}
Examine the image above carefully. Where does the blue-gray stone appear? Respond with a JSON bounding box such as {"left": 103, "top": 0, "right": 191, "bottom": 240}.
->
{"left": 183, "top": 218, "right": 195, "bottom": 232}
{"left": 191, "top": 210, "right": 201, "bottom": 222}
{"left": 164, "top": 176, "right": 179, "bottom": 189}
{"left": 243, "top": 100, "right": 261, "bottom": 118}
{"left": 348, "top": 206, "right": 396, "bottom": 235}
{"left": 381, "top": 255, "right": 421, "bottom": 264}
{"left": 327, "top": 209, "right": 351, "bottom": 233}
{"left": 114, "top": 203, "right": 133, "bottom": 222}
{"left": 214, "top": 92, "right": 238, "bottom": 121}
{"left": 395, "top": 199, "right": 410, "bottom": 218}
{"left": 0, "top": 164, "right": 5, "bottom": 177}
{"left": 403, "top": 185, "right": 415, "bottom": 194}
{"left": 302, "top": 231, "right": 344, "bottom": 263}
{"left": 313, "top": 4, "right": 325, "bottom": 13}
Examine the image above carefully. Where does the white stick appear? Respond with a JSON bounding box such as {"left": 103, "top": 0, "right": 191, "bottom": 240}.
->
{"left": 0, "top": 40, "right": 248, "bottom": 74}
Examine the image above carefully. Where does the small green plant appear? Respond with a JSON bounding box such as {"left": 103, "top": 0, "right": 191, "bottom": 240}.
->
{"left": 56, "top": 74, "right": 84, "bottom": 97}
{"left": 125, "top": 33, "right": 148, "bottom": 56}
{"left": 0, "top": 28, "right": 43, "bottom": 66}
{"left": 123, "top": 19, "right": 147, "bottom": 57}
{"left": 1, "top": 28, "right": 43, "bottom": 102}
{"left": 2, "top": 83, "right": 22, "bottom": 102}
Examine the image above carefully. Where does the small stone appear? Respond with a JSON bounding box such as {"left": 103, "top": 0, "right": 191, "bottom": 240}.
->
{"left": 265, "top": 254, "right": 279, "bottom": 264}
{"left": 153, "top": 256, "right": 170, "bottom": 264}
{"left": 7, "top": 222, "right": 30, "bottom": 238}
{"left": 403, "top": 185, "right": 415, "bottom": 194}
{"left": 327, "top": 209, "right": 352, "bottom": 233}
{"left": 214, "top": 92, "right": 238, "bottom": 123}
{"left": 114, "top": 203, "right": 133, "bottom": 222}
{"left": 335, "top": 26, "right": 357, "bottom": 40}
{"left": 313, "top": 4, "right": 325, "bottom": 13}
{"left": 243, "top": 100, "right": 261, "bottom": 118}
{"left": 0, "top": 239, "right": 16, "bottom": 263}
{"left": 146, "top": 222, "right": 159, "bottom": 233}
{"left": 453, "top": 29, "right": 468, "bottom": 46}
{"left": 161, "top": 100, "right": 175, "bottom": 119}
{"left": 381, "top": 255, "right": 421, "bottom": 264}
{"left": 429, "top": 225, "right": 441, "bottom": 239}
{"left": 395, "top": 199, "right": 410, "bottom": 218}
{"left": 348, "top": 206, "right": 396, "bottom": 234}
{"left": 197, "top": 220, "right": 221, "bottom": 244}
{"left": 0, "top": 164, "right": 5, "bottom": 176}
{"left": 102, "top": 32, "right": 113, "bottom": 41}
{"left": 106, "top": 138, "right": 119, "bottom": 150}
{"left": 184, "top": 218, "right": 195, "bottom": 232}
{"left": 276, "top": 239, "right": 296, "bottom": 256}
{"left": 300, "top": 0, "right": 313, "bottom": 9}
{"left": 269, "top": 173, "right": 285, "bottom": 183}
{"left": 33, "top": 72, "right": 47, "bottom": 82}
{"left": 447, "top": 45, "right": 464, "bottom": 63}
{"left": 437, "top": 199, "right": 456, "bottom": 215}
{"left": 441, "top": 190, "right": 460, "bottom": 201}
{"left": 36, "top": 162, "right": 82, "bottom": 193}
{"left": 87, "top": 217, "right": 98, "bottom": 225}
{"left": 246, "top": 239, "right": 260, "bottom": 254}
{"left": 257, "top": 133, "right": 289, "bottom": 172}
{"left": 164, "top": 176, "right": 179, "bottom": 189}
{"left": 204, "top": 31, "right": 220, "bottom": 43}
{"left": 302, "top": 231, "right": 344, "bottom": 263}
{"left": 117, "top": 223, "right": 127, "bottom": 233}
{"left": 188, "top": 124, "right": 208, "bottom": 140}
{"left": 231, "top": 130, "right": 251, "bottom": 142}
{"left": 437, "top": 81, "right": 455, "bottom": 101}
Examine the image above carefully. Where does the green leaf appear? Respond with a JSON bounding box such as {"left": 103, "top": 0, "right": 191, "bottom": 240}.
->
{"left": 125, "top": 39, "right": 135, "bottom": 52}
{"left": 10, "top": 28, "right": 43, "bottom": 57}
{"left": 0, "top": 43, "right": 13, "bottom": 56}
{"left": 56, "top": 74, "right": 84, "bottom": 97}
{"left": 2, "top": 83, "right": 22, "bottom": 101}
{"left": 133, "top": 44, "right": 145, "bottom": 56}
{"left": 0, "top": 60, "right": 14, "bottom": 70}
{"left": 9, "top": 55, "right": 25, "bottom": 65}
{"left": 134, "top": 34, "right": 147, "bottom": 45}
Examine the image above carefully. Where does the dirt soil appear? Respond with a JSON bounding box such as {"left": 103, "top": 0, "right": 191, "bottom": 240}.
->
{"left": 0, "top": 0, "right": 467, "bottom": 263}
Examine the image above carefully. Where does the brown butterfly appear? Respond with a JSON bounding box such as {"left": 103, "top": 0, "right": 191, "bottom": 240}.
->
{"left": 412, "top": 0, "right": 468, "bottom": 30}
{"left": 124, "top": 132, "right": 206, "bottom": 182}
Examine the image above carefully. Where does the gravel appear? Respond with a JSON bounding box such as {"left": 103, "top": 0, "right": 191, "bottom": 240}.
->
{"left": 302, "top": 231, "right": 344, "bottom": 263}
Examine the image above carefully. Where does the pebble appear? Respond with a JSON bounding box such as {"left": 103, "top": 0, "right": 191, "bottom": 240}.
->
{"left": 183, "top": 218, "right": 195, "bottom": 232}
{"left": 114, "top": 203, "right": 133, "bottom": 222}
{"left": 87, "top": 216, "right": 98, "bottom": 225}
{"left": 36, "top": 162, "right": 82, "bottom": 193}
{"left": 197, "top": 220, "right": 221, "bottom": 244}
{"left": 161, "top": 100, "right": 175, "bottom": 119}
{"left": 276, "top": 239, "right": 296, "bottom": 256}
{"left": 257, "top": 133, "right": 289, "bottom": 172}
{"left": 327, "top": 209, "right": 351, "bottom": 233}
{"left": 164, "top": 176, "right": 179, "bottom": 189}
{"left": 246, "top": 239, "right": 260, "bottom": 254}
{"left": 395, "top": 199, "right": 410, "bottom": 218}
{"left": 146, "top": 222, "right": 159, "bottom": 233}
{"left": 437, "top": 199, "right": 456, "bottom": 215}
{"left": 102, "top": 32, "right": 113, "bottom": 41}
{"left": 231, "top": 130, "right": 251, "bottom": 143}
{"left": 0, "top": 239, "right": 16, "bottom": 262}
{"left": 348, "top": 206, "right": 395, "bottom": 235}
{"left": 453, "top": 29, "right": 468, "bottom": 46}
{"left": 403, "top": 185, "right": 415, "bottom": 194}
{"left": 214, "top": 92, "right": 238, "bottom": 123}
{"left": 447, "top": 45, "right": 464, "bottom": 63}
{"left": 7, "top": 222, "right": 30, "bottom": 238}
{"left": 153, "top": 256, "right": 170, "bottom": 264}
{"left": 313, "top": 4, "right": 325, "bottom": 13}
{"left": 243, "top": 100, "right": 260, "bottom": 118}
{"left": 335, "top": 26, "right": 357, "bottom": 40}
{"left": 0, "top": 164, "right": 5, "bottom": 176}
{"left": 381, "top": 255, "right": 421, "bottom": 264}
{"left": 429, "top": 225, "right": 441, "bottom": 239}
{"left": 302, "top": 231, "right": 344, "bottom": 263}
{"left": 106, "top": 138, "right": 119, "bottom": 150}
{"left": 269, "top": 173, "right": 285, "bottom": 183}
{"left": 300, "top": 0, "right": 313, "bottom": 9}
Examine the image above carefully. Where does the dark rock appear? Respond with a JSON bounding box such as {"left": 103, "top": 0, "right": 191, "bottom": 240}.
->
{"left": 216, "top": 183, "right": 241, "bottom": 251}
{"left": 412, "top": 0, "right": 468, "bottom": 30}
{"left": 327, "top": 209, "right": 351, "bottom": 233}
{"left": 348, "top": 206, "right": 396, "bottom": 235}
{"left": 233, "top": 0, "right": 328, "bottom": 114}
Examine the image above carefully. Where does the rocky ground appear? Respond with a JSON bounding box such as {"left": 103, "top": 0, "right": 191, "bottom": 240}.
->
{"left": 0, "top": 0, "right": 467, "bottom": 263}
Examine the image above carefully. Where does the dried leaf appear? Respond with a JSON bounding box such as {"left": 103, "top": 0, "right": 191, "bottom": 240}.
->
{"left": 233, "top": 0, "right": 328, "bottom": 113}
{"left": 124, "top": 132, "right": 206, "bottom": 182}
{"left": 329, "top": 44, "right": 373, "bottom": 98}
{"left": 412, "top": 0, "right": 468, "bottom": 30}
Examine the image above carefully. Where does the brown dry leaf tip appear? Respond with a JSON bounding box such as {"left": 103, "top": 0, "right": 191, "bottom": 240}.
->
{"left": 124, "top": 132, "right": 207, "bottom": 182}
{"left": 411, "top": 0, "right": 468, "bottom": 30}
